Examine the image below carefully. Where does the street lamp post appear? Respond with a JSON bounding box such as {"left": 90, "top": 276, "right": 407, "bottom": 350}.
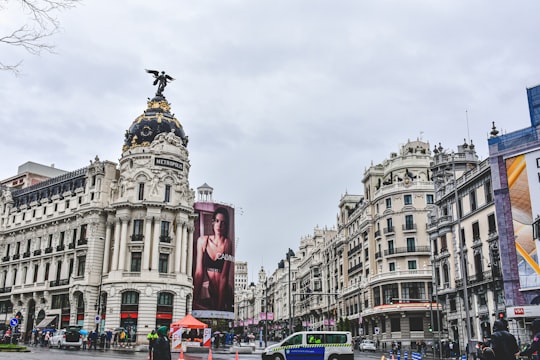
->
{"left": 286, "top": 248, "right": 295, "bottom": 335}
{"left": 265, "top": 280, "right": 268, "bottom": 348}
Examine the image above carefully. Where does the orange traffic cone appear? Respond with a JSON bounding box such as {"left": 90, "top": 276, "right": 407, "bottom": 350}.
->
{"left": 178, "top": 347, "right": 184, "bottom": 360}
{"left": 236, "top": 350, "right": 239, "bottom": 360}
{"left": 208, "top": 348, "right": 213, "bottom": 360}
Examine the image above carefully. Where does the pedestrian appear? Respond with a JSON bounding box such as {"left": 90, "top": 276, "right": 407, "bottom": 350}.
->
{"left": 153, "top": 326, "right": 171, "bottom": 360}
{"left": 520, "top": 319, "right": 540, "bottom": 360}
{"left": 147, "top": 329, "right": 158, "bottom": 360}
{"left": 490, "top": 319, "right": 519, "bottom": 360}
{"left": 478, "top": 342, "right": 495, "bottom": 360}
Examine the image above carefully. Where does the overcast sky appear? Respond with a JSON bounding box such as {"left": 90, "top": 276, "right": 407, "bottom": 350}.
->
{"left": 1, "top": 0, "right": 540, "bottom": 282}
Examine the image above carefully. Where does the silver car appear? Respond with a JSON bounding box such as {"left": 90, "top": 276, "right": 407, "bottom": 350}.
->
{"left": 48, "top": 328, "right": 83, "bottom": 349}
{"left": 359, "top": 339, "right": 377, "bottom": 351}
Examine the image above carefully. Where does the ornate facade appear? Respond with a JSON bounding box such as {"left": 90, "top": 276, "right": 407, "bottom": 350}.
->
{"left": 0, "top": 91, "right": 195, "bottom": 343}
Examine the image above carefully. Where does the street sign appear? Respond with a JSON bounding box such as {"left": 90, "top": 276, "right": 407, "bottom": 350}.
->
{"left": 94, "top": 315, "right": 101, "bottom": 323}
{"left": 10, "top": 318, "right": 18, "bottom": 327}
{"left": 374, "top": 327, "right": 380, "bottom": 335}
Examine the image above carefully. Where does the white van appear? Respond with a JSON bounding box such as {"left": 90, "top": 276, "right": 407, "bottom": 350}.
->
{"left": 262, "top": 331, "right": 354, "bottom": 360}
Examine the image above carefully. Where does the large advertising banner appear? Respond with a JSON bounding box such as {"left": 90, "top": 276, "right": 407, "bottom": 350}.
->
{"left": 192, "top": 203, "right": 235, "bottom": 319}
{"left": 506, "top": 149, "right": 540, "bottom": 289}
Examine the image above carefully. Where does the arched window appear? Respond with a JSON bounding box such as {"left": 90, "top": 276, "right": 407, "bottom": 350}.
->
{"left": 120, "top": 291, "right": 139, "bottom": 341}
{"left": 156, "top": 292, "right": 174, "bottom": 328}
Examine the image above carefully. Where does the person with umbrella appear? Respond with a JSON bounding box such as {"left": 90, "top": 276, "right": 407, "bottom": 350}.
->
{"left": 152, "top": 326, "right": 171, "bottom": 360}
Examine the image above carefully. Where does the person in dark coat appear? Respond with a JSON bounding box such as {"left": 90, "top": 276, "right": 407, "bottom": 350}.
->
{"left": 490, "top": 319, "right": 519, "bottom": 360}
{"left": 520, "top": 319, "right": 540, "bottom": 359}
{"left": 152, "top": 326, "right": 171, "bottom": 360}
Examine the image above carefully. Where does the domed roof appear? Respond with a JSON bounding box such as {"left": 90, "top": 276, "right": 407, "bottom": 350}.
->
{"left": 123, "top": 95, "right": 188, "bottom": 152}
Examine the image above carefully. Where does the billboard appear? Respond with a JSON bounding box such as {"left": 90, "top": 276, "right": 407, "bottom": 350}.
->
{"left": 506, "top": 149, "right": 540, "bottom": 289}
{"left": 192, "top": 203, "right": 235, "bottom": 319}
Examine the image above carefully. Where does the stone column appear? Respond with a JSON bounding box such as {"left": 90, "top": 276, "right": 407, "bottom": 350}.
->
{"left": 174, "top": 220, "right": 183, "bottom": 273}
{"left": 118, "top": 218, "right": 129, "bottom": 271}
{"left": 111, "top": 218, "right": 121, "bottom": 271}
{"left": 151, "top": 219, "right": 161, "bottom": 271}
{"left": 142, "top": 216, "right": 153, "bottom": 271}
{"left": 180, "top": 223, "right": 188, "bottom": 274}
{"left": 102, "top": 222, "right": 113, "bottom": 273}
{"left": 186, "top": 225, "right": 194, "bottom": 275}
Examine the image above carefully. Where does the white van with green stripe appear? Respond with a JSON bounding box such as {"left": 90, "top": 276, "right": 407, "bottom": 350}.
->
{"left": 262, "top": 331, "right": 354, "bottom": 360}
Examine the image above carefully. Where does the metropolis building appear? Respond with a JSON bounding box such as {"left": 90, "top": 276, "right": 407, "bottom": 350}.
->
{"left": 0, "top": 84, "right": 195, "bottom": 341}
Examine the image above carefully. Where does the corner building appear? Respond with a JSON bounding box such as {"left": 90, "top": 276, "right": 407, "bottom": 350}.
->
{"left": 0, "top": 92, "right": 195, "bottom": 342}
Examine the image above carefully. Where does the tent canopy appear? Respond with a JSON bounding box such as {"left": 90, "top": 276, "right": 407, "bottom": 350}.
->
{"left": 171, "top": 314, "right": 208, "bottom": 329}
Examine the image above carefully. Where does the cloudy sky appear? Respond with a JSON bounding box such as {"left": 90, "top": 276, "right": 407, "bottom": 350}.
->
{"left": 1, "top": 0, "right": 540, "bottom": 281}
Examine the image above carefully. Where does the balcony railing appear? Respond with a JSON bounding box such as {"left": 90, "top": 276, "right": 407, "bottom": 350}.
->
{"left": 0, "top": 287, "right": 12, "bottom": 293}
{"left": 384, "top": 246, "right": 430, "bottom": 256}
{"left": 44, "top": 247, "right": 53, "bottom": 254}
{"left": 160, "top": 235, "right": 172, "bottom": 243}
{"left": 12, "top": 254, "right": 20, "bottom": 260}
{"left": 374, "top": 230, "right": 381, "bottom": 238}
{"left": 49, "top": 279, "right": 70, "bottom": 287}
{"left": 384, "top": 226, "right": 395, "bottom": 234}
{"left": 2, "top": 255, "right": 10, "bottom": 262}
{"left": 23, "top": 251, "right": 31, "bottom": 258}
{"left": 33, "top": 249, "right": 42, "bottom": 256}
{"left": 56, "top": 244, "right": 65, "bottom": 251}
{"left": 68, "top": 243, "right": 75, "bottom": 249}
{"left": 77, "top": 238, "right": 88, "bottom": 246}
{"left": 131, "top": 234, "right": 144, "bottom": 241}
{"left": 402, "top": 224, "right": 417, "bottom": 231}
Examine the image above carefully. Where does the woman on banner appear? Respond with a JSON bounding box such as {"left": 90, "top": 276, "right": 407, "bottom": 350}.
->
{"left": 193, "top": 207, "right": 234, "bottom": 311}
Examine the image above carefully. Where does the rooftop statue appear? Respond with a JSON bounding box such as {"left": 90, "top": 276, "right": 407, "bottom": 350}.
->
{"left": 145, "top": 69, "right": 175, "bottom": 97}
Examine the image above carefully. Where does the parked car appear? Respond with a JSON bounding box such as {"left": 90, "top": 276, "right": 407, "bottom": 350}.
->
{"left": 359, "top": 339, "right": 377, "bottom": 351}
{"left": 48, "top": 327, "right": 83, "bottom": 349}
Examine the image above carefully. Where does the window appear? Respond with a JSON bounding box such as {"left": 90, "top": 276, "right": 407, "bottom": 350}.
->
{"left": 470, "top": 189, "right": 477, "bottom": 211}
{"left": 138, "top": 183, "right": 145, "bottom": 200}
{"left": 405, "top": 215, "right": 414, "bottom": 230}
{"left": 426, "top": 194, "right": 434, "bottom": 204}
{"left": 386, "top": 198, "right": 392, "bottom": 209}
{"left": 404, "top": 194, "right": 412, "bottom": 205}
{"left": 164, "top": 185, "right": 171, "bottom": 203}
{"left": 132, "top": 220, "right": 144, "bottom": 241}
{"left": 80, "top": 224, "right": 87, "bottom": 240}
{"left": 389, "top": 262, "right": 396, "bottom": 271}
{"left": 440, "top": 234, "right": 447, "bottom": 251}
{"left": 77, "top": 256, "right": 86, "bottom": 276}
{"left": 485, "top": 180, "right": 493, "bottom": 203}
{"left": 160, "top": 221, "right": 171, "bottom": 242}
{"left": 131, "top": 252, "right": 142, "bottom": 272}
{"left": 122, "top": 291, "right": 139, "bottom": 305}
{"left": 407, "top": 260, "right": 417, "bottom": 270}
{"left": 44, "top": 263, "right": 50, "bottom": 281}
{"left": 59, "top": 231, "right": 65, "bottom": 246}
{"left": 472, "top": 222, "right": 480, "bottom": 240}
{"left": 391, "top": 318, "right": 401, "bottom": 332}
{"left": 386, "top": 218, "right": 394, "bottom": 233}
{"left": 158, "top": 253, "right": 169, "bottom": 273}
{"left": 387, "top": 240, "right": 395, "bottom": 254}
{"left": 33, "top": 264, "right": 39, "bottom": 283}
{"left": 443, "top": 264, "right": 449, "bottom": 284}
{"left": 158, "top": 292, "right": 174, "bottom": 306}
{"left": 409, "top": 317, "right": 423, "bottom": 331}
{"left": 488, "top": 214, "right": 497, "bottom": 234}
{"left": 406, "top": 237, "right": 415, "bottom": 252}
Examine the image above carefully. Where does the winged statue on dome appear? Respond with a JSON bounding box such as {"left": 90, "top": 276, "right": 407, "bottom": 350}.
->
{"left": 145, "top": 69, "right": 175, "bottom": 97}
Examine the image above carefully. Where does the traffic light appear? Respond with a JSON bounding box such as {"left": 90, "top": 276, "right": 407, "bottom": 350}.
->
{"left": 428, "top": 323, "right": 433, "bottom": 332}
{"left": 498, "top": 311, "right": 506, "bottom": 319}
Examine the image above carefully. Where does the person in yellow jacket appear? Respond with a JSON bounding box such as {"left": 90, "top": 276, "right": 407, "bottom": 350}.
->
{"left": 147, "top": 329, "right": 159, "bottom": 360}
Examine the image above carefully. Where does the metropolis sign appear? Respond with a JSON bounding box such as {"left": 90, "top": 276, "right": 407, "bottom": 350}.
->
{"left": 155, "top": 157, "right": 183, "bottom": 171}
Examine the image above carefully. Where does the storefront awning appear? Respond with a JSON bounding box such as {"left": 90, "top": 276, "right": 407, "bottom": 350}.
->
{"left": 36, "top": 315, "right": 57, "bottom": 329}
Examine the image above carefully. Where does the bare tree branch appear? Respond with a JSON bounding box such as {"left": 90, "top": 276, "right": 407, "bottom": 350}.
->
{"left": 1, "top": 0, "right": 80, "bottom": 74}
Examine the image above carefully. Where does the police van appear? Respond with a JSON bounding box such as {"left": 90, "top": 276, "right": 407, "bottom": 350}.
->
{"left": 262, "top": 331, "right": 354, "bottom": 360}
